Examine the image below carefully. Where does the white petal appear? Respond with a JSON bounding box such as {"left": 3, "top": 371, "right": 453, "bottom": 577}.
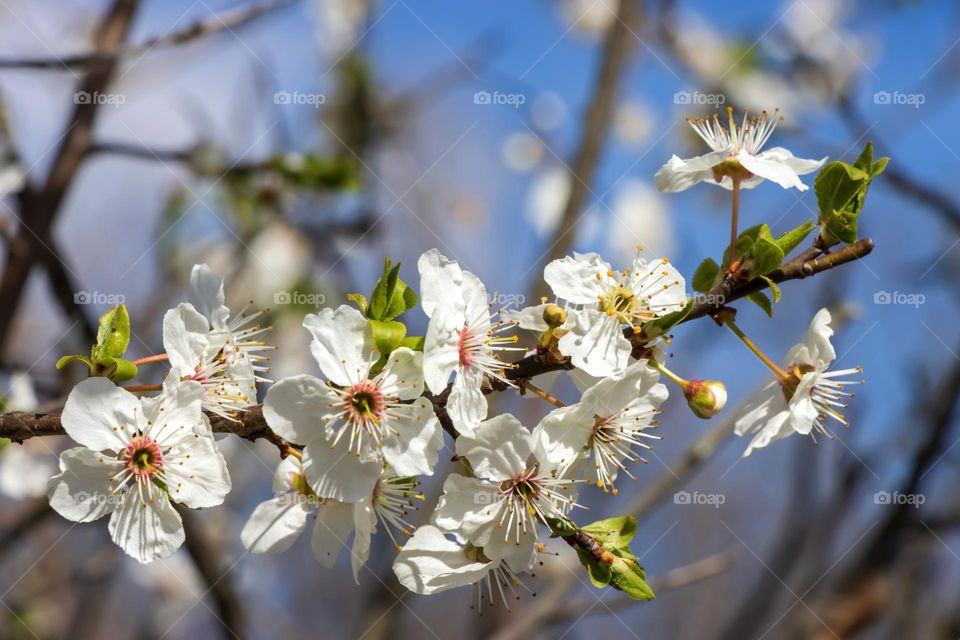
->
{"left": 310, "top": 499, "right": 355, "bottom": 568}
{"left": 272, "top": 456, "right": 302, "bottom": 493}
{"left": 393, "top": 525, "right": 493, "bottom": 595}
{"left": 350, "top": 496, "right": 377, "bottom": 581}
{"left": 432, "top": 474, "right": 511, "bottom": 557}
{"left": 501, "top": 304, "right": 549, "bottom": 332}
{"left": 630, "top": 257, "right": 688, "bottom": 317}
{"left": 188, "top": 264, "right": 231, "bottom": 332}
{"left": 164, "top": 433, "right": 231, "bottom": 508}
{"left": 108, "top": 485, "right": 184, "bottom": 564}
{"left": 422, "top": 307, "right": 461, "bottom": 394}
{"left": 760, "top": 147, "right": 827, "bottom": 177}
{"left": 654, "top": 150, "right": 729, "bottom": 193}
{"left": 418, "top": 249, "right": 464, "bottom": 318}
{"left": 461, "top": 271, "right": 491, "bottom": 332}
{"left": 455, "top": 414, "right": 530, "bottom": 480}
{"left": 557, "top": 307, "right": 631, "bottom": 378}
{"left": 381, "top": 398, "right": 444, "bottom": 477}
{"left": 0, "top": 444, "right": 54, "bottom": 499}
{"left": 162, "top": 303, "right": 211, "bottom": 374}
{"left": 739, "top": 149, "right": 807, "bottom": 191}
{"left": 47, "top": 447, "right": 120, "bottom": 522}
{"left": 61, "top": 378, "right": 140, "bottom": 451}
{"left": 734, "top": 381, "right": 784, "bottom": 436}
{"left": 302, "top": 441, "right": 381, "bottom": 503}
{"left": 240, "top": 497, "right": 309, "bottom": 554}
{"left": 378, "top": 348, "right": 425, "bottom": 401}
{"left": 533, "top": 403, "right": 592, "bottom": 470}
{"left": 303, "top": 305, "right": 375, "bottom": 387}
{"left": 263, "top": 374, "right": 341, "bottom": 446}
{"left": 543, "top": 253, "right": 608, "bottom": 304}
{"left": 787, "top": 374, "right": 821, "bottom": 435}
{"left": 446, "top": 366, "right": 487, "bottom": 437}
{"left": 141, "top": 377, "right": 205, "bottom": 446}
{"left": 786, "top": 308, "right": 836, "bottom": 367}
{"left": 743, "top": 411, "right": 794, "bottom": 457}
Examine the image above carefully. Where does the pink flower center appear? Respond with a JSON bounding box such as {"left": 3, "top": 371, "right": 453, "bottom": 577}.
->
{"left": 458, "top": 325, "right": 475, "bottom": 368}
{"left": 343, "top": 381, "right": 385, "bottom": 425}
{"left": 120, "top": 436, "right": 164, "bottom": 480}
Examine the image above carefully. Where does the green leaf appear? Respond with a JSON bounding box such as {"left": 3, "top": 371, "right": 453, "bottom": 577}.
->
{"left": 91, "top": 305, "right": 130, "bottom": 365}
{"left": 747, "top": 291, "right": 774, "bottom": 317}
{"left": 722, "top": 224, "right": 785, "bottom": 278}
{"left": 775, "top": 220, "right": 816, "bottom": 256}
{"left": 57, "top": 354, "right": 93, "bottom": 372}
{"left": 692, "top": 258, "right": 720, "bottom": 293}
{"left": 815, "top": 162, "right": 869, "bottom": 221}
{"left": 814, "top": 143, "right": 887, "bottom": 247}
{"left": 760, "top": 276, "right": 782, "bottom": 303}
{"left": 347, "top": 293, "right": 368, "bottom": 314}
{"left": 369, "top": 319, "right": 407, "bottom": 356}
{"left": 109, "top": 358, "right": 138, "bottom": 383}
{"left": 581, "top": 516, "right": 638, "bottom": 550}
{"left": 400, "top": 335, "right": 425, "bottom": 351}
{"left": 610, "top": 554, "right": 655, "bottom": 601}
{"left": 368, "top": 259, "right": 419, "bottom": 322}
{"left": 546, "top": 517, "right": 578, "bottom": 538}
{"left": 576, "top": 549, "right": 613, "bottom": 588}
{"left": 644, "top": 298, "right": 695, "bottom": 339}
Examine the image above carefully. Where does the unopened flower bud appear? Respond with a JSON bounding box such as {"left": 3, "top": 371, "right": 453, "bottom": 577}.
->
{"left": 542, "top": 304, "right": 567, "bottom": 328}
{"left": 683, "top": 380, "right": 727, "bottom": 419}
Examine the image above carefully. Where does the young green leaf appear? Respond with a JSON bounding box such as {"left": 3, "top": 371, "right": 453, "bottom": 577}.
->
{"left": 692, "top": 258, "right": 721, "bottom": 293}
{"left": 746, "top": 291, "right": 774, "bottom": 317}
{"left": 581, "top": 516, "right": 638, "bottom": 550}
{"left": 91, "top": 305, "right": 131, "bottom": 365}
{"left": 760, "top": 276, "right": 782, "bottom": 303}
{"left": 56, "top": 354, "right": 94, "bottom": 373}
{"left": 369, "top": 319, "right": 407, "bottom": 356}
{"left": 775, "top": 220, "right": 816, "bottom": 256}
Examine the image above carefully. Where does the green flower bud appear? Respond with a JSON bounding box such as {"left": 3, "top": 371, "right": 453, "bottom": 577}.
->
{"left": 683, "top": 380, "right": 727, "bottom": 419}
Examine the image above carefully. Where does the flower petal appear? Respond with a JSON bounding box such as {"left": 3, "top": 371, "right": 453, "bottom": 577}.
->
{"left": 310, "top": 499, "right": 355, "bottom": 568}
{"left": 630, "top": 257, "right": 688, "bottom": 317}
{"left": 47, "top": 447, "right": 121, "bottom": 522}
{"left": 381, "top": 398, "right": 444, "bottom": 477}
{"left": 785, "top": 308, "right": 836, "bottom": 367}
{"left": 350, "top": 496, "right": 377, "bottom": 581}
{"left": 302, "top": 441, "right": 382, "bottom": 503}
{"left": 188, "top": 264, "right": 231, "bottom": 332}
{"left": 654, "top": 150, "right": 729, "bottom": 193}
{"left": 418, "top": 249, "right": 464, "bottom": 318}
{"left": 240, "top": 496, "right": 309, "bottom": 554}
{"left": 422, "top": 307, "right": 461, "bottom": 394}
{"left": 393, "top": 525, "right": 493, "bottom": 595}
{"left": 263, "top": 374, "right": 340, "bottom": 446}
{"left": 164, "top": 432, "right": 231, "bottom": 508}
{"left": 108, "top": 485, "right": 184, "bottom": 564}
{"left": 739, "top": 149, "right": 808, "bottom": 191}
{"left": 162, "top": 303, "right": 211, "bottom": 374}
{"left": 543, "top": 253, "right": 609, "bottom": 304}
{"left": 378, "top": 347, "right": 425, "bottom": 401}
{"left": 141, "top": 377, "right": 205, "bottom": 446}
{"left": 432, "top": 474, "right": 502, "bottom": 545}
{"left": 557, "top": 307, "right": 631, "bottom": 377}
{"left": 303, "top": 305, "right": 374, "bottom": 387}
{"left": 61, "top": 378, "right": 140, "bottom": 451}
{"left": 446, "top": 366, "right": 487, "bottom": 437}
{"left": 455, "top": 414, "right": 530, "bottom": 480}
{"left": 734, "top": 381, "right": 784, "bottom": 436}
{"left": 760, "top": 147, "right": 827, "bottom": 177}
{"left": 501, "top": 303, "right": 549, "bottom": 332}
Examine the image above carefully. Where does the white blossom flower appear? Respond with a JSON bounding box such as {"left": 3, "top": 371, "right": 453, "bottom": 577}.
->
{"left": 543, "top": 251, "right": 687, "bottom": 377}
{"left": 735, "top": 308, "right": 863, "bottom": 456}
{"left": 393, "top": 525, "right": 536, "bottom": 610}
{"left": 418, "top": 250, "right": 521, "bottom": 436}
{"left": 432, "top": 414, "right": 580, "bottom": 562}
{"left": 655, "top": 108, "right": 826, "bottom": 193}
{"left": 241, "top": 458, "right": 424, "bottom": 581}
{"left": 534, "top": 361, "right": 667, "bottom": 492}
{"left": 48, "top": 377, "right": 231, "bottom": 563}
{"left": 263, "top": 305, "right": 442, "bottom": 502}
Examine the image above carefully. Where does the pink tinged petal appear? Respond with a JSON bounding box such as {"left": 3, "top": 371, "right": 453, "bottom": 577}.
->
{"left": 456, "top": 413, "right": 532, "bottom": 481}
{"left": 654, "top": 150, "right": 730, "bottom": 193}
{"left": 377, "top": 347, "right": 425, "bottom": 401}
{"left": 381, "top": 398, "right": 443, "bottom": 477}
{"left": 557, "top": 307, "right": 631, "bottom": 378}
{"left": 162, "top": 303, "right": 211, "bottom": 374}
{"left": 543, "top": 253, "right": 609, "bottom": 304}
{"left": 417, "top": 249, "right": 465, "bottom": 318}
{"left": 263, "top": 374, "right": 341, "bottom": 446}
{"left": 188, "top": 263, "right": 230, "bottom": 332}
{"left": 446, "top": 366, "right": 487, "bottom": 437}
{"left": 108, "top": 485, "right": 184, "bottom": 564}
{"left": 302, "top": 441, "right": 381, "bottom": 503}
{"left": 393, "top": 525, "right": 494, "bottom": 595}
{"left": 303, "top": 305, "right": 375, "bottom": 387}
{"left": 738, "top": 149, "right": 808, "bottom": 191}
{"left": 760, "top": 147, "right": 828, "bottom": 176}
{"left": 61, "top": 378, "right": 140, "bottom": 452}
{"left": 351, "top": 497, "right": 377, "bottom": 582}
{"left": 47, "top": 447, "right": 121, "bottom": 522}
{"left": 164, "top": 433, "right": 231, "bottom": 508}
{"left": 240, "top": 497, "right": 309, "bottom": 554}
{"left": 422, "top": 308, "right": 462, "bottom": 394}
{"left": 310, "top": 499, "right": 355, "bottom": 568}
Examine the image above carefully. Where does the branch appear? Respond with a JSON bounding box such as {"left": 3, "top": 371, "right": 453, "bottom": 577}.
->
{"left": 0, "top": 0, "right": 295, "bottom": 71}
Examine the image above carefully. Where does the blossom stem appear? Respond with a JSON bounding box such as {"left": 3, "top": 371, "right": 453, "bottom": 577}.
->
{"left": 129, "top": 353, "right": 169, "bottom": 367}
{"left": 122, "top": 383, "right": 163, "bottom": 392}
{"left": 727, "top": 177, "right": 741, "bottom": 270}
{"left": 721, "top": 317, "right": 791, "bottom": 382}
{"left": 521, "top": 381, "right": 566, "bottom": 408}
{"left": 649, "top": 360, "right": 689, "bottom": 389}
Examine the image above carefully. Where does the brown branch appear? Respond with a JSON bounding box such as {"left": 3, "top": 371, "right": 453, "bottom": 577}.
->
{"left": 532, "top": 0, "right": 640, "bottom": 299}
{"left": 0, "top": 0, "right": 296, "bottom": 71}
